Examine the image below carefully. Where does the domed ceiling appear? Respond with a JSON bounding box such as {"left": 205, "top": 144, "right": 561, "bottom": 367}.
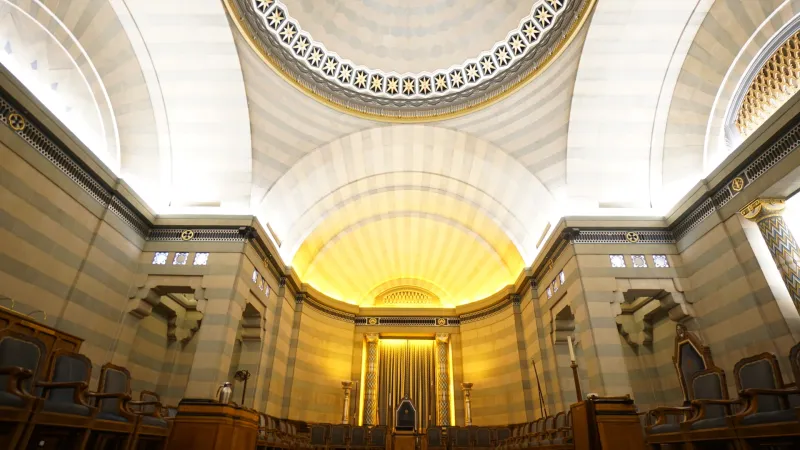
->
{"left": 226, "top": 0, "right": 592, "bottom": 120}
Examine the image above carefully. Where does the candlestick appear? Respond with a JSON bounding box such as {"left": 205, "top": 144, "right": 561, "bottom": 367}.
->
{"left": 567, "top": 336, "right": 576, "bottom": 362}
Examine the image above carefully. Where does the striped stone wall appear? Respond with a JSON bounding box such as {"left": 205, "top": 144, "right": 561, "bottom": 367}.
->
{"left": 680, "top": 214, "right": 797, "bottom": 386}
{"left": 0, "top": 122, "right": 145, "bottom": 383}
{"left": 287, "top": 304, "right": 355, "bottom": 423}
{"left": 128, "top": 312, "right": 169, "bottom": 393}
{"left": 263, "top": 285, "right": 297, "bottom": 417}
{"left": 459, "top": 303, "right": 528, "bottom": 425}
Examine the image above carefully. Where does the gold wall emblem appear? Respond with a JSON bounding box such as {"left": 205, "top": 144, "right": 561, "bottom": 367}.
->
{"left": 180, "top": 230, "right": 195, "bottom": 241}
{"left": 368, "top": 317, "right": 378, "bottom": 325}
{"left": 436, "top": 318, "right": 446, "bottom": 326}
{"left": 8, "top": 113, "right": 25, "bottom": 131}
{"left": 730, "top": 177, "right": 745, "bottom": 192}
{"left": 625, "top": 232, "right": 640, "bottom": 243}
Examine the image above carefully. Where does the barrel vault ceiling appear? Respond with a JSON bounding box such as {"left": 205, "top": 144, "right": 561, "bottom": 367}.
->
{"left": 2, "top": 0, "right": 798, "bottom": 305}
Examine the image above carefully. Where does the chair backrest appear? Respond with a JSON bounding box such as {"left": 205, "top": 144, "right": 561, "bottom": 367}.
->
{"left": 788, "top": 343, "right": 800, "bottom": 408}
{"left": 535, "top": 418, "right": 544, "bottom": 434}
{"left": 0, "top": 332, "right": 46, "bottom": 394}
{"left": 495, "top": 427, "right": 510, "bottom": 442}
{"left": 734, "top": 352, "right": 785, "bottom": 413}
{"left": 554, "top": 412, "right": 566, "bottom": 430}
{"left": 139, "top": 390, "right": 160, "bottom": 414}
{"left": 673, "top": 324, "right": 714, "bottom": 404}
{"left": 456, "top": 427, "right": 470, "bottom": 446}
{"left": 46, "top": 350, "right": 90, "bottom": 405}
{"left": 97, "top": 363, "right": 131, "bottom": 415}
{"left": 310, "top": 424, "right": 327, "bottom": 445}
{"left": 350, "top": 426, "right": 367, "bottom": 446}
{"left": 690, "top": 367, "right": 729, "bottom": 418}
{"left": 475, "top": 427, "right": 491, "bottom": 447}
{"left": 426, "top": 426, "right": 442, "bottom": 446}
{"left": 330, "top": 425, "right": 347, "bottom": 445}
{"left": 370, "top": 425, "right": 387, "bottom": 446}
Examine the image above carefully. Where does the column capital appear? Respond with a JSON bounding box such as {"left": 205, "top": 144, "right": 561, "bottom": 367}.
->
{"left": 365, "top": 333, "right": 380, "bottom": 343}
{"left": 342, "top": 380, "right": 354, "bottom": 390}
{"left": 461, "top": 382, "right": 473, "bottom": 391}
{"left": 740, "top": 198, "right": 786, "bottom": 222}
{"left": 435, "top": 333, "right": 449, "bottom": 343}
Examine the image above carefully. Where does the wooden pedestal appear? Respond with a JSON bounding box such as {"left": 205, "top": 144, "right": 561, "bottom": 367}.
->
{"left": 571, "top": 396, "right": 645, "bottom": 450}
{"left": 392, "top": 430, "right": 417, "bottom": 450}
{"left": 166, "top": 399, "right": 259, "bottom": 450}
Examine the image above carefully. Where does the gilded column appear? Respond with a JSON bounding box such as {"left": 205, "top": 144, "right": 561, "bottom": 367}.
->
{"left": 461, "top": 382, "right": 473, "bottom": 426}
{"left": 741, "top": 198, "right": 800, "bottom": 309}
{"left": 341, "top": 381, "right": 353, "bottom": 424}
{"left": 435, "top": 333, "right": 451, "bottom": 425}
{"left": 364, "top": 333, "right": 379, "bottom": 425}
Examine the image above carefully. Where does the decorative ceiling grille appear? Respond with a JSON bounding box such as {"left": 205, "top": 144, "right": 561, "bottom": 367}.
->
{"left": 376, "top": 287, "right": 438, "bottom": 306}
{"left": 736, "top": 30, "right": 800, "bottom": 138}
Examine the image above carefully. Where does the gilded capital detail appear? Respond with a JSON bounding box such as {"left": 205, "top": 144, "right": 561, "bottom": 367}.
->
{"left": 741, "top": 199, "right": 800, "bottom": 309}
{"left": 740, "top": 198, "right": 786, "bottom": 222}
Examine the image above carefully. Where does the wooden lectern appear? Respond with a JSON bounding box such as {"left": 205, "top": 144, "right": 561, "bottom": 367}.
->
{"left": 570, "top": 395, "right": 645, "bottom": 450}
{"left": 393, "top": 396, "right": 419, "bottom": 450}
{"left": 166, "top": 399, "right": 259, "bottom": 450}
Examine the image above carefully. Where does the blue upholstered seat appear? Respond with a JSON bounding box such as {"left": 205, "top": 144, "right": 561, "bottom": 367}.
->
{"left": 141, "top": 415, "right": 168, "bottom": 427}
{"left": 0, "top": 390, "right": 24, "bottom": 407}
{"left": 740, "top": 408, "right": 796, "bottom": 425}
{"left": 649, "top": 423, "right": 680, "bottom": 434}
{"left": 42, "top": 399, "right": 90, "bottom": 416}
{"left": 691, "top": 417, "right": 726, "bottom": 430}
{"left": 96, "top": 411, "right": 128, "bottom": 422}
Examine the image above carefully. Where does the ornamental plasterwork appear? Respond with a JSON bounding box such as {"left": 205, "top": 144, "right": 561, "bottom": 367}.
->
{"left": 229, "top": 0, "right": 591, "bottom": 121}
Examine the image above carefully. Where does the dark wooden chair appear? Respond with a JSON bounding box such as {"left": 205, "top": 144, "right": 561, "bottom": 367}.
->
{"left": 550, "top": 412, "right": 572, "bottom": 448}
{"left": 731, "top": 352, "right": 800, "bottom": 445}
{"left": 347, "top": 425, "right": 368, "bottom": 450}
{"left": 256, "top": 413, "right": 268, "bottom": 450}
{"left": 310, "top": 423, "right": 329, "bottom": 449}
{"left": 130, "top": 390, "right": 170, "bottom": 450}
{"left": 452, "top": 426, "right": 470, "bottom": 450}
{"left": 425, "top": 426, "right": 445, "bottom": 450}
{"left": 0, "top": 332, "right": 46, "bottom": 449}
{"left": 84, "top": 363, "right": 138, "bottom": 450}
{"left": 790, "top": 341, "right": 800, "bottom": 411}
{"left": 366, "top": 425, "right": 386, "bottom": 450}
{"left": 645, "top": 324, "right": 717, "bottom": 448}
{"left": 328, "top": 424, "right": 348, "bottom": 449}
{"left": 473, "top": 426, "right": 492, "bottom": 449}
{"left": 680, "top": 366, "right": 739, "bottom": 447}
{"left": 264, "top": 416, "right": 286, "bottom": 449}
{"left": 21, "top": 349, "right": 95, "bottom": 449}
{"left": 493, "top": 426, "right": 510, "bottom": 448}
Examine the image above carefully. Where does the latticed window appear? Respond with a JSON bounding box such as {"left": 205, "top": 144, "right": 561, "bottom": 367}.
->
{"left": 631, "top": 254, "right": 647, "bottom": 268}
{"left": 736, "top": 31, "right": 800, "bottom": 138}
{"left": 152, "top": 252, "right": 168, "bottom": 265}
{"left": 173, "top": 252, "right": 189, "bottom": 265}
{"left": 610, "top": 254, "right": 625, "bottom": 268}
{"left": 193, "top": 252, "right": 209, "bottom": 265}
{"left": 653, "top": 254, "right": 669, "bottom": 268}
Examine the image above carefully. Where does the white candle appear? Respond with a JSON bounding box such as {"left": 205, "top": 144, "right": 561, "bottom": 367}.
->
{"left": 567, "top": 336, "right": 576, "bottom": 362}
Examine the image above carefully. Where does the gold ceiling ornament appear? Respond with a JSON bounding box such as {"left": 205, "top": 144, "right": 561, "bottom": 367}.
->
{"left": 180, "top": 229, "right": 195, "bottom": 241}
{"left": 730, "top": 177, "right": 745, "bottom": 192}
{"left": 367, "top": 317, "right": 378, "bottom": 325}
{"left": 7, "top": 113, "right": 25, "bottom": 131}
{"left": 436, "top": 318, "right": 447, "bottom": 326}
{"left": 224, "top": 0, "right": 596, "bottom": 122}
{"left": 736, "top": 30, "right": 800, "bottom": 138}
{"left": 625, "top": 232, "right": 640, "bottom": 243}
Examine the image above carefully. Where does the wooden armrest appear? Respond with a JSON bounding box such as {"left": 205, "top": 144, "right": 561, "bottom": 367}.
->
{"left": 86, "top": 392, "right": 131, "bottom": 400}
{"left": 129, "top": 400, "right": 162, "bottom": 406}
{"left": 691, "top": 399, "right": 741, "bottom": 406}
{"left": 37, "top": 381, "right": 88, "bottom": 389}
{"left": 740, "top": 388, "right": 799, "bottom": 397}
{"left": 0, "top": 366, "right": 33, "bottom": 377}
{"left": 0, "top": 366, "right": 35, "bottom": 397}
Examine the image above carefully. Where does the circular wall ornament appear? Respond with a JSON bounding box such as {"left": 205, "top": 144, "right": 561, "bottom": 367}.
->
{"left": 180, "top": 230, "right": 195, "bottom": 241}
{"left": 625, "top": 232, "right": 640, "bottom": 243}
{"left": 8, "top": 113, "right": 25, "bottom": 131}
{"left": 437, "top": 318, "right": 447, "bottom": 326}
{"left": 730, "top": 177, "right": 745, "bottom": 192}
{"left": 225, "top": 0, "right": 594, "bottom": 121}
{"left": 367, "top": 317, "right": 378, "bottom": 325}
